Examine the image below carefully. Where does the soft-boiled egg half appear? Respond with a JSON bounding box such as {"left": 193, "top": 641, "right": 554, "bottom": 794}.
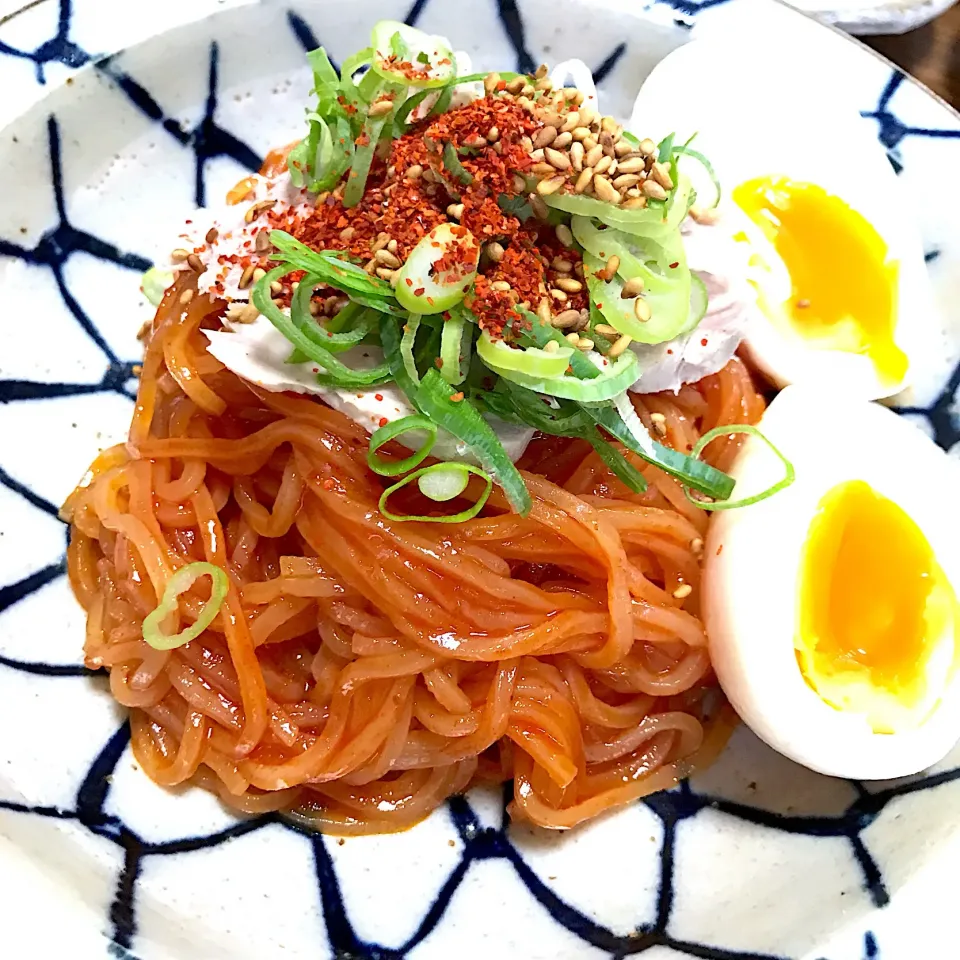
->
{"left": 703, "top": 387, "right": 960, "bottom": 779}
{"left": 629, "top": 37, "right": 936, "bottom": 401}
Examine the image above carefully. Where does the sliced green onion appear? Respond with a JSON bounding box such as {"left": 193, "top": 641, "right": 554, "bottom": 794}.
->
{"left": 417, "top": 369, "right": 531, "bottom": 516}
{"left": 291, "top": 279, "right": 377, "bottom": 354}
{"left": 440, "top": 312, "right": 470, "bottom": 385}
{"left": 673, "top": 145, "right": 721, "bottom": 209}
{"left": 367, "top": 414, "right": 438, "bottom": 477}
{"left": 418, "top": 463, "right": 470, "bottom": 501}
{"left": 515, "top": 309, "right": 734, "bottom": 500}
{"left": 395, "top": 223, "right": 480, "bottom": 314}
{"left": 611, "top": 393, "right": 735, "bottom": 501}
{"left": 371, "top": 20, "right": 457, "bottom": 89}
{"left": 657, "top": 132, "right": 676, "bottom": 164}
{"left": 344, "top": 83, "right": 402, "bottom": 207}
{"left": 142, "top": 267, "right": 174, "bottom": 306}
{"left": 381, "top": 315, "right": 424, "bottom": 410}
{"left": 268, "top": 231, "right": 393, "bottom": 298}
{"left": 683, "top": 424, "right": 795, "bottom": 511}
{"left": 142, "top": 562, "right": 229, "bottom": 651}
{"left": 500, "top": 350, "right": 640, "bottom": 402}
{"left": 477, "top": 331, "right": 574, "bottom": 380}
{"left": 253, "top": 267, "right": 392, "bottom": 386}
{"left": 393, "top": 87, "right": 435, "bottom": 133}
{"left": 546, "top": 173, "right": 693, "bottom": 234}
{"left": 442, "top": 141, "right": 475, "bottom": 186}
{"left": 401, "top": 315, "right": 423, "bottom": 385}
{"left": 380, "top": 463, "right": 492, "bottom": 523}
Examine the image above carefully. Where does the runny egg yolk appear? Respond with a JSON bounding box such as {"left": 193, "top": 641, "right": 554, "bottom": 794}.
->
{"left": 796, "top": 480, "right": 957, "bottom": 733}
{"left": 732, "top": 177, "right": 907, "bottom": 388}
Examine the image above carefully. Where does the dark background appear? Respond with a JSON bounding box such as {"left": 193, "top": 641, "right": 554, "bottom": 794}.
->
{"left": 866, "top": 4, "right": 960, "bottom": 107}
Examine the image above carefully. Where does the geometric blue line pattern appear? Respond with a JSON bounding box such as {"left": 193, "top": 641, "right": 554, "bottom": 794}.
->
{"left": 0, "top": 0, "right": 93, "bottom": 83}
{"left": 4, "top": 2, "right": 960, "bottom": 959}
{"left": 96, "top": 43, "right": 262, "bottom": 208}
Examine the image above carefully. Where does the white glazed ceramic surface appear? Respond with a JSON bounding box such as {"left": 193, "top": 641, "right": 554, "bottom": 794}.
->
{"left": 1, "top": 2, "right": 959, "bottom": 959}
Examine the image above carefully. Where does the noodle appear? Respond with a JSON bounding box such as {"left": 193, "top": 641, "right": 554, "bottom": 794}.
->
{"left": 64, "top": 277, "right": 764, "bottom": 833}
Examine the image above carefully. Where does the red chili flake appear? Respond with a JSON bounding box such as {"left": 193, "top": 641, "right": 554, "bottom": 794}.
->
{"left": 322, "top": 478, "right": 336, "bottom": 491}
{"left": 666, "top": 348, "right": 674, "bottom": 355}
{"left": 378, "top": 417, "right": 389, "bottom": 427}
{"left": 669, "top": 261, "right": 679, "bottom": 269}
{"left": 405, "top": 278, "right": 414, "bottom": 287}
{"left": 434, "top": 357, "right": 444, "bottom": 369}
{"left": 700, "top": 338, "right": 708, "bottom": 346}
{"left": 312, "top": 367, "right": 320, "bottom": 373}
{"left": 414, "top": 287, "right": 426, "bottom": 297}
{"left": 450, "top": 392, "right": 465, "bottom": 402}
{"left": 375, "top": 393, "right": 384, "bottom": 401}
{"left": 716, "top": 544, "right": 724, "bottom": 556}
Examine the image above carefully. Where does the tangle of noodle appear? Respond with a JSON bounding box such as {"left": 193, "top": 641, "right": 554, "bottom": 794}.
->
{"left": 63, "top": 272, "right": 764, "bottom": 834}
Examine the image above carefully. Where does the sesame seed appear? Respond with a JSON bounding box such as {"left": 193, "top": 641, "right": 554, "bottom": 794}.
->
{"left": 545, "top": 147, "right": 571, "bottom": 171}
{"left": 205, "top": 227, "right": 218, "bottom": 245}
{"left": 555, "top": 224, "right": 574, "bottom": 248}
{"left": 534, "top": 126, "right": 558, "bottom": 149}
{"left": 543, "top": 339, "right": 560, "bottom": 353}
{"left": 642, "top": 180, "right": 668, "bottom": 201}
{"left": 673, "top": 583, "right": 693, "bottom": 600}
{"left": 575, "top": 168, "right": 594, "bottom": 194}
{"left": 485, "top": 241, "right": 506, "bottom": 263}
{"left": 634, "top": 298, "right": 652, "bottom": 323}
{"left": 368, "top": 98, "right": 395, "bottom": 117}
{"left": 170, "top": 247, "right": 189, "bottom": 262}
{"left": 179, "top": 289, "right": 194, "bottom": 305}
{"left": 621, "top": 277, "right": 646, "bottom": 299}
{"left": 553, "top": 309, "right": 582, "bottom": 329}
{"left": 691, "top": 538, "right": 704, "bottom": 557}
{"left": 607, "top": 334, "right": 632, "bottom": 358}
{"left": 576, "top": 337, "right": 594, "bottom": 352}
{"left": 555, "top": 276, "right": 583, "bottom": 293}
{"left": 536, "top": 175, "right": 566, "bottom": 197}
{"left": 491, "top": 280, "right": 512, "bottom": 292}
{"left": 186, "top": 253, "right": 204, "bottom": 273}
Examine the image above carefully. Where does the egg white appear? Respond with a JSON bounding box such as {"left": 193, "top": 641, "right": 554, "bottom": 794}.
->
{"left": 629, "top": 37, "right": 936, "bottom": 401}
{"left": 702, "top": 386, "right": 960, "bottom": 779}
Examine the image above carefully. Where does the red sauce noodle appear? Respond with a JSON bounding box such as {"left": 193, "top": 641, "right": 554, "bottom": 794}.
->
{"left": 63, "top": 272, "right": 764, "bottom": 834}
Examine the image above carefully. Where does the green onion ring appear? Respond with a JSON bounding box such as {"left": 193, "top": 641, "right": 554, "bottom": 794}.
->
{"left": 379, "top": 463, "right": 493, "bottom": 523}
{"left": 683, "top": 424, "right": 795, "bottom": 511}
{"left": 142, "top": 562, "right": 229, "bottom": 651}
{"left": 367, "top": 414, "right": 438, "bottom": 477}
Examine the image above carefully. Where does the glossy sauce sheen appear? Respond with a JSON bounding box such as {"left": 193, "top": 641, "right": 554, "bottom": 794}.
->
{"left": 733, "top": 177, "right": 907, "bottom": 388}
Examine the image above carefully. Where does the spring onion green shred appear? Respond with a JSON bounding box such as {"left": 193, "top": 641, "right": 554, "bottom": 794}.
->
{"left": 367, "top": 414, "right": 439, "bottom": 476}
{"left": 142, "top": 562, "right": 229, "bottom": 651}
{"left": 417, "top": 370, "right": 531, "bottom": 516}
{"left": 291, "top": 279, "right": 376, "bottom": 355}
{"left": 380, "top": 315, "right": 424, "bottom": 410}
{"left": 141, "top": 267, "right": 175, "bottom": 307}
{"left": 380, "top": 463, "right": 493, "bottom": 523}
{"left": 400, "top": 315, "right": 423, "bottom": 385}
{"left": 442, "top": 141, "right": 475, "bottom": 186}
{"left": 657, "top": 132, "right": 676, "bottom": 164}
{"left": 440, "top": 312, "right": 469, "bottom": 385}
{"left": 684, "top": 424, "right": 795, "bottom": 510}
{"left": 418, "top": 463, "right": 471, "bottom": 501}
{"left": 673, "top": 145, "right": 722, "bottom": 208}
{"left": 253, "top": 267, "right": 392, "bottom": 386}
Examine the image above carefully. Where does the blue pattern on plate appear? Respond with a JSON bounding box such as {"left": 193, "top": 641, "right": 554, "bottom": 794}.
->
{"left": 0, "top": 0, "right": 93, "bottom": 83}
{"left": 2, "top": 1, "right": 960, "bottom": 957}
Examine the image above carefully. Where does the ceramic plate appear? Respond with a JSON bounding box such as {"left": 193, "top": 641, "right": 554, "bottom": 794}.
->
{"left": 1, "top": 1, "right": 959, "bottom": 958}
